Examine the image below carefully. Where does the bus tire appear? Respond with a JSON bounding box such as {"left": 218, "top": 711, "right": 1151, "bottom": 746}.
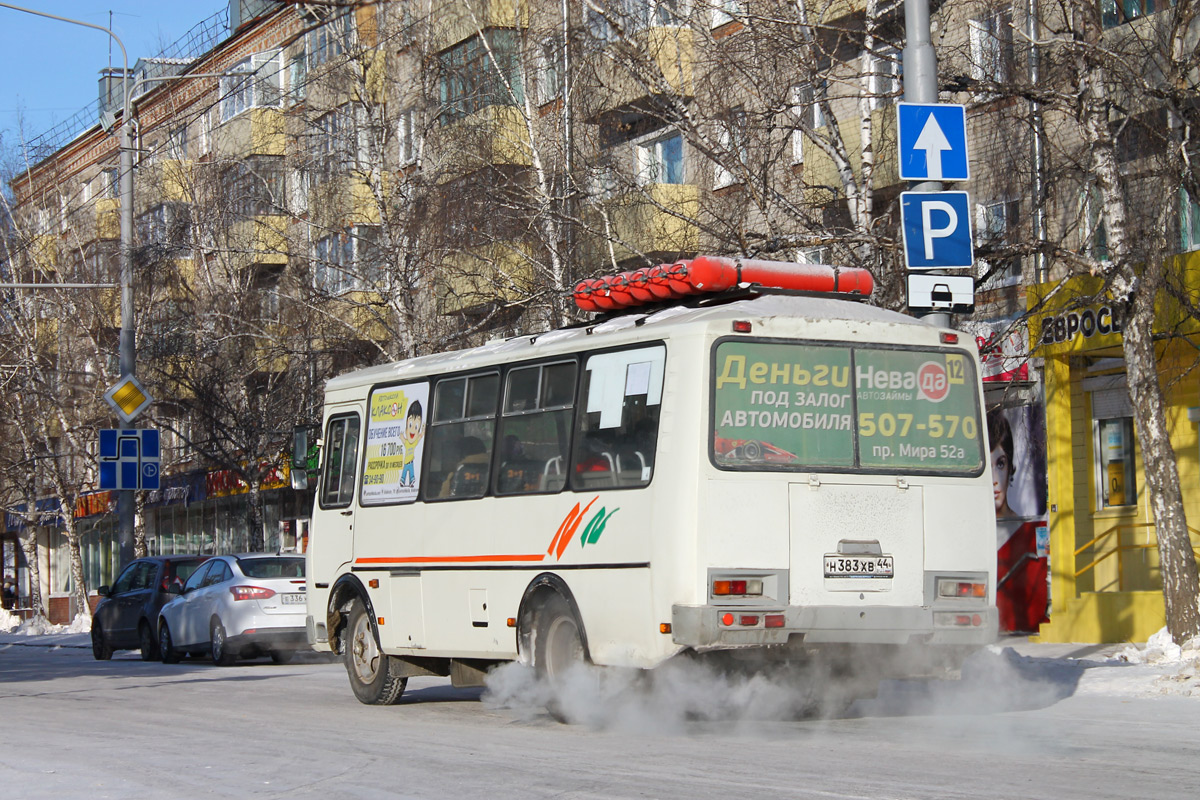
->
{"left": 533, "top": 592, "right": 588, "bottom": 684}
{"left": 344, "top": 598, "right": 407, "bottom": 705}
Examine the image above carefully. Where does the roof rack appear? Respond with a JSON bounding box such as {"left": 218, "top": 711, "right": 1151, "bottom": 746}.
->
{"left": 572, "top": 256, "right": 874, "bottom": 313}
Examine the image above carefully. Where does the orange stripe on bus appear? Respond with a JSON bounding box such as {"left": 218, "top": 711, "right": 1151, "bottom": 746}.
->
{"left": 355, "top": 554, "right": 547, "bottom": 564}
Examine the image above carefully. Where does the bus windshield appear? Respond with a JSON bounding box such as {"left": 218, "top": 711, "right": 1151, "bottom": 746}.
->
{"left": 711, "top": 339, "right": 984, "bottom": 474}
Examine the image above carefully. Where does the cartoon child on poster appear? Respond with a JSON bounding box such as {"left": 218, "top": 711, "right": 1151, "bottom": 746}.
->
{"left": 399, "top": 400, "right": 425, "bottom": 487}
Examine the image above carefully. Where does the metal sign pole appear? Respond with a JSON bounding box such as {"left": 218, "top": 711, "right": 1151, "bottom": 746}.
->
{"left": 903, "top": 0, "right": 951, "bottom": 327}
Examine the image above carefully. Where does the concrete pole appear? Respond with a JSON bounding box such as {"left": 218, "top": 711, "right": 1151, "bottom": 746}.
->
{"left": 903, "top": 0, "right": 951, "bottom": 327}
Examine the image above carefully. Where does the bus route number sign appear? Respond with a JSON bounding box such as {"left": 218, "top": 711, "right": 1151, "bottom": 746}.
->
{"left": 824, "top": 554, "right": 894, "bottom": 578}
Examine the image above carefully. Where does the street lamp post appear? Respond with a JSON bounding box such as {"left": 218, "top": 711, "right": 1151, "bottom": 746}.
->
{"left": 1, "top": 3, "right": 138, "bottom": 564}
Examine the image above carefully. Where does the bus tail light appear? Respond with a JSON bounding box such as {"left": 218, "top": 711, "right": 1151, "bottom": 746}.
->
{"left": 230, "top": 586, "right": 276, "bottom": 601}
{"left": 938, "top": 579, "right": 987, "bottom": 599}
{"left": 940, "top": 332, "right": 959, "bottom": 344}
{"left": 732, "top": 320, "right": 753, "bottom": 333}
{"left": 712, "top": 578, "right": 764, "bottom": 597}
{"left": 739, "top": 615, "right": 759, "bottom": 627}
{"left": 765, "top": 614, "right": 785, "bottom": 628}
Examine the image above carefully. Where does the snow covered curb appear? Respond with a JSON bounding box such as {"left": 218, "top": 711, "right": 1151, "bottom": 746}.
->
{"left": 0, "top": 606, "right": 92, "bottom": 636}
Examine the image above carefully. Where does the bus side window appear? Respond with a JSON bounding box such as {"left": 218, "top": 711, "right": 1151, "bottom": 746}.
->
{"left": 425, "top": 373, "right": 499, "bottom": 501}
{"left": 497, "top": 361, "right": 577, "bottom": 495}
{"left": 320, "top": 415, "right": 360, "bottom": 507}
{"left": 570, "top": 345, "right": 665, "bottom": 491}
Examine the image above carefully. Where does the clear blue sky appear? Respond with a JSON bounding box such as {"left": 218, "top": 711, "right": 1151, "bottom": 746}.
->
{"left": 0, "top": 1, "right": 227, "bottom": 145}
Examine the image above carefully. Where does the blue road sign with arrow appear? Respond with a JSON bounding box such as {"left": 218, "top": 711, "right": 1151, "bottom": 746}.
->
{"left": 897, "top": 103, "right": 970, "bottom": 182}
{"left": 900, "top": 191, "right": 975, "bottom": 270}
{"left": 98, "top": 429, "right": 160, "bottom": 491}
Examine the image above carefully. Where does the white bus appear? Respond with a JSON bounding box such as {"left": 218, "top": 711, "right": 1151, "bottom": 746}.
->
{"left": 300, "top": 267, "right": 997, "bottom": 706}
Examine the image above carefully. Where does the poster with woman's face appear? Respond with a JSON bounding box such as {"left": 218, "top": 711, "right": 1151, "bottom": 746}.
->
{"left": 987, "top": 405, "right": 1047, "bottom": 523}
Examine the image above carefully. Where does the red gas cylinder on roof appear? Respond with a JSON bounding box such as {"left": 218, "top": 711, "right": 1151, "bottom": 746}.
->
{"left": 571, "top": 255, "right": 873, "bottom": 313}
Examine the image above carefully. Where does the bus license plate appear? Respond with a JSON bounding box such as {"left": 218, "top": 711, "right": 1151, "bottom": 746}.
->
{"left": 824, "top": 555, "right": 893, "bottom": 578}
{"left": 280, "top": 593, "right": 306, "bottom": 605}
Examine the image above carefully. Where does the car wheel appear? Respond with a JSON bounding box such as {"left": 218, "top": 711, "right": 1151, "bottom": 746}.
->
{"left": 159, "top": 622, "right": 181, "bottom": 664}
{"left": 344, "top": 598, "right": 406, "bottom": 705}
{"left": 138, "top": 621, "right": 159, "bottom": 661}
{"left": 533, "top": 593, "right": 587, "bottom": 685}
{"left": 270, "top": 650, "right": 295, "bottom": 665}
{"left": 210, "top": 620, "right": 237, "bottom": 666}
{"left": 91, "top": 622, "right": 113, "bottom": 661}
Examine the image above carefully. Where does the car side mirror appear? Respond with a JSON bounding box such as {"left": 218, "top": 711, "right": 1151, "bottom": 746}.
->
{"left": 167, "top": 583, "right": 183, "bottom": 595}
{"left": 97, "top": 586, "right": 110, "bottom": 597}
{"left": 291, "top": 425, "right": 319, "bottom": 491}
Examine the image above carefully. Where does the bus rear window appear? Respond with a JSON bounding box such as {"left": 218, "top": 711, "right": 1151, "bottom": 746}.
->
{"left": 712, "top": 340, "right": 984, "bottom": 474}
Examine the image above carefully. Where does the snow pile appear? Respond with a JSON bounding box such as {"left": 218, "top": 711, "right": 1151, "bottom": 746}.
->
{"left": 62, "top": 612, "right": 92, "bottom": 634}
{"left": 0, "top": 606, "right": 20, "bottom": 633}
{"left": 1116, "top": 627, "right": 1200, "bottom": 666}
{"left": 1112, "top": 627, "right": 1200, "bottom": 698}
{"left": 9, "top": 615, "right": 65, "bottom": 636}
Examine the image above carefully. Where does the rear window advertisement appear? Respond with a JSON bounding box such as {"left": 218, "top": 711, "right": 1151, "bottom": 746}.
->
{"left": 362, "top": 382, "right": 431, "bottom": 505}
{"left": 712, "top": 341, "right": 983, "bottom": 473}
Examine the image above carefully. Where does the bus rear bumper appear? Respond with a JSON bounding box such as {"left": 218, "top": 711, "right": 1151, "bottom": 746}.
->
{"left": 671, "top": 603, "right": 998, "bottom": 649}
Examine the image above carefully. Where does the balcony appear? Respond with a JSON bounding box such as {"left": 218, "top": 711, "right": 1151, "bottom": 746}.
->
{"left": 438, "top": 241, "right": 533, "bottom": 314}
{"left": 429, "top": 0, "right": 526, "bottom": 52}
{"left": 213, "top": 107, "right": 286, "bottom": 159}
{"left": 138, "top": 160, "right": 193, "bottom": 205}
{"left": 95, "top": 198, "right": 121, "bottom": 241}
{"left": 227, "top": 215, "right": 289, "bottom": 271}
{"left": 588, "top": 27, "right": 694, "bottom": 121}
{"left": 437, "top": 104, "right": 533, "bottom": 174}
{"left": 586, "top": 183, "right": 700, "bottom": 266}
{"left": 800, "top": 104, "right": 900, "bottom": 201}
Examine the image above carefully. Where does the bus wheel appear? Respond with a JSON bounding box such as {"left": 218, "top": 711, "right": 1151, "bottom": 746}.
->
{"left": 344, "top": 598, "right": 407, "bottom": 705}
{"left": 533, "top": 593, "right": 587, "bottom": 684}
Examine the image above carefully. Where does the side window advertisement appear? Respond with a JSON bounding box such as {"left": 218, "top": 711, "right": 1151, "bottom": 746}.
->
{"left": 712, "top": 341, "right": 984, "bottom": 473}
{"left": 362, "top": 382, "right": 430, "bottom": 505}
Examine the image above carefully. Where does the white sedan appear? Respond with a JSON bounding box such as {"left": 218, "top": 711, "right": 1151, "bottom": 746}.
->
{"left": 157, "top": 554, "right": 308, "bottom": 666}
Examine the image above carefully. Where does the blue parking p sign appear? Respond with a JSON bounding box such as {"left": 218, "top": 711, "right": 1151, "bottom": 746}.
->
{"left": 98, "top": 429, "right": 161, "bottom": 491}
{"left": 900, "top": 191, "right": 975, "bottom": 270}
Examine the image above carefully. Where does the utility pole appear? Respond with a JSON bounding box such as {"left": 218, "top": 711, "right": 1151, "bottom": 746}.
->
{"left": 0, "top": 3, "right": 138, "bottom": 566}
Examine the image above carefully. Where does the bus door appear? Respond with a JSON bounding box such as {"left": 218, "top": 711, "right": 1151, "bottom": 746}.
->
{"left": 313, "top": 410, "right": 362, "bottom": 583}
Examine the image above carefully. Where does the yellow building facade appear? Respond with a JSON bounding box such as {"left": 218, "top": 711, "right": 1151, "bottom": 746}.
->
{"left": 1029, "top": 266, "right": 1200, "bottom": 642}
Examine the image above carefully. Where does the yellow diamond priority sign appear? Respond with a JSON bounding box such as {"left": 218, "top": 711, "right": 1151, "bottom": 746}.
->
{"left": 104, "top": 375, "right": 153, "bottom": 424}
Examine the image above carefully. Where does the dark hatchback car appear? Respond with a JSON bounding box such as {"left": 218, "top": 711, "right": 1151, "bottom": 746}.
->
{"left": 91, "top": 556, "right": 209, "bottom": 661}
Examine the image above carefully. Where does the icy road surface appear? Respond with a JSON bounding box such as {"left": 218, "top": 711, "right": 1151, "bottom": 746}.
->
{"left": 1, "top": 630, "right": 1198, "bottom": 799}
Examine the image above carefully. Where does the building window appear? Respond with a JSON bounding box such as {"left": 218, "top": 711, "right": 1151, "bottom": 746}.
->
{"left": 219, "top": 51, "right": 282, "bottom": 122}
{"left": 222, "top": 156, "right": 285, "bottom": 217}
{"left": 313, "top": 226, "right": 383, "bottom": 295}
{"left": 713, "top": 109, "right": 747, "bottom": 189}
{"left": 586, "top": 0, "right": 684, "bottom": 40}
{"left": 438, "top": 30, "right": 522, "bottom": 124}
{"left": 398, "top": 107, "right": 420, "bottom": 166}
{"left": 536, "top": 38, "right": 562, "bottom": 105}
{"left": 136, "top": 203, "right": 193, "bottom": 256}
{"left": 287, "top": 51, "right": 307, "bottom": 104}
{"left": 713, "top": 0, "right": 743, "bottom": 27}
{"left": 1102, "top": 0, "right": 1163, "bottom": 28}
{"left": 869, "top": 46, "right": 902, "bottom": 110}
{"left": 1180, "top": 188, "right": 1200, "bottom": 252}
{"left": 97, "top": 168, "right": 118, "bottom": 199}
{"left": 636, "top": 130, "right": 684, "bottom": 185}
{"left": 969, "top": 9, "right": 1014, "bottom": 87}
{"left": 167, "top": 125, "right": 188, "bottom": 160}
{"left": 1095, "top": 413, "right": 1137, "bottom": 509}
{"left": 976, "top": 199, "right": 1021, "bottom": 286}
{"left": 308, "top": 11, "right": 354, "bottom": 69}
{"left": 1082, "top": 187, "right": 1110, "bottom": 262}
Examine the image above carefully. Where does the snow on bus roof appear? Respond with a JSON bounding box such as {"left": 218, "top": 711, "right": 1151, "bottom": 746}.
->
{"left": 326, "top": 293, "right": 930, "bottom": 390}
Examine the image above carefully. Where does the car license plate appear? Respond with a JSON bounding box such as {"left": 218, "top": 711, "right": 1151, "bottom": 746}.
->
{"left": 824, "top": 555, "right": 893, "bottom": 578}
{"left": 280, "top": 592, "right": 306, "bottom": 605}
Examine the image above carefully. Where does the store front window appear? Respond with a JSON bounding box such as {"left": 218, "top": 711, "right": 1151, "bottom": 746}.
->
{"left": 1095, "top": 416, "right": 1137, "bottom": 508}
